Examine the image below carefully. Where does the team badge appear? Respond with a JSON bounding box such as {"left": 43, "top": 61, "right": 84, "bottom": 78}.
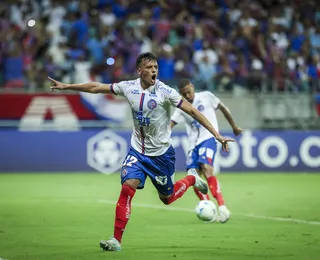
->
{"left": 147, "top": 99, "right": 157, "bottom": 109}
{"left": 121, "top": 167, "right": 128, "bottom": 177}
{"left": 197, "top": 105, "right": 204, "bottom": 111}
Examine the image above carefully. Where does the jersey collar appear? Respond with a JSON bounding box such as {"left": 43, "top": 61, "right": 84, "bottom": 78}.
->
{"left": 137, "top": 78, "right": 157, "bottom": 93}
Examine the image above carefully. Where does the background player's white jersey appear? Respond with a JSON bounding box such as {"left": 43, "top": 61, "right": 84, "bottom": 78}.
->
{"left": 171, "top": 91, "right": 220, "bottom": 151}
{"left": 111, "top": 78, "right": 183, "bottom": 156}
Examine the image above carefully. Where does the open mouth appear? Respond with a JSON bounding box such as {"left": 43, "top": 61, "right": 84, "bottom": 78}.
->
{"left": 151, "top": 75, "right": 156, "bottom": 83}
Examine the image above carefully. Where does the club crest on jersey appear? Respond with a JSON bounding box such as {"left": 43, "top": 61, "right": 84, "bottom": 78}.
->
{"left": 197, "top": 105, "right": 204, "bottom": 111}
{"left": 147, "top": 99, "right": 157, "bottom": 110}
{"left": 121, "top": 167, "right": 128, "bottom": 177}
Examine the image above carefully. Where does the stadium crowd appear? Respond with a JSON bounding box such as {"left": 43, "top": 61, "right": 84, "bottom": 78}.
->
{"left": 0, "top": 0, "right": 319, "bottom": 93}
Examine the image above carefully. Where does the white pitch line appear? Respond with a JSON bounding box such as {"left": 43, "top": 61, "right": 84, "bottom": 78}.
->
{"left": 245, "top": 214, "right": 320, "bottom": 225}
{"left": 98, "top": 199, "right": 320, "bottom": 226}
{"left": 97, "top": 199, "right": 195, "bottom": 212}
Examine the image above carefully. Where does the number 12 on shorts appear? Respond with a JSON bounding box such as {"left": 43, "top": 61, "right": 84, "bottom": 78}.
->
{"left": 123, "top": 155, "right": 138, "bottom": 167}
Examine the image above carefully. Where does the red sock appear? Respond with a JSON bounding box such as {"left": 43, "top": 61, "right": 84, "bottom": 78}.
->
{"left": 161, "top": 175, "right": 195, "bottom": 205}
{"left": 113, "top": 184, "right": 136, "bottom": 243}
{"left": 207, "top": 176, "right": 225, "bottom": 206}
{"left": 193, "top": 187, "right": 210, "bottom": 200}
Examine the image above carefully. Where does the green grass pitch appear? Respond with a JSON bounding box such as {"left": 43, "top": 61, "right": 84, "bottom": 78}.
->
{"left": 0, "top": 173, "right": 320, "bottom": 260}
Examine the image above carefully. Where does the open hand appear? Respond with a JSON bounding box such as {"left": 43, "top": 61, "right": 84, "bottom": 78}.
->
{"left": 233, "top": 126, "right": 243, "bottom": 136}
{"left": 48, "top": 77, "right": 66, "bottom": 92}
{"left": 216, "top": 135, "right": 235, "bottom": 152}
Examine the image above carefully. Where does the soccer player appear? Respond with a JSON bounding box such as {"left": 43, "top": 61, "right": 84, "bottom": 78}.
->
{"left": 48, "top": 52, "right": 235, "bottom": 251}
{"left": 171, "top": 79, "right": 242, "bottom": 223}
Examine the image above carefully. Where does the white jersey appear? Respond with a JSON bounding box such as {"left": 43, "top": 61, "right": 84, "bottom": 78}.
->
{"left": 171, "top": 91, "right": 220, "bottom": 151}
{"left": 111, "top": 78, "right": 183, "bottom": 156}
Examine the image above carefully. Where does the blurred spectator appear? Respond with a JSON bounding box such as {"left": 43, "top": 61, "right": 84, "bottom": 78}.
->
{"left": 158, "top": 44, "right": 175, "bottom": 81}
{"left": 215, "top": 55, "right": 234, "bottom": 92}
{"left": 100, "top": 5, "right": 116, "bottom": 27}
{"left": 174, "top": 53, "right": 196, "bottom": 79}
{"left": 0, "top": 0, "right": 319, "bottom": 94}
{"left": 193, "top": 41, "right": 218, "bottom": 67}
{"left": 196, "top": 55, "right": 217, "bottom": 91}
{"left": 310, "top": 26, "right": 320, "bottom": 54}
{"left": 3, "top": 43, "right": 24, "bottom": 88}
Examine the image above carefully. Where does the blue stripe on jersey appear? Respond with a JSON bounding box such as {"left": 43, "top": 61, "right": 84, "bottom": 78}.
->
{"left": 139, "top": 93, "right": 146, "bottom": 154}
{"left": 140, "top": 126, "right": 145, "bottom": 154}
{"left": 139, "top": 93, "right": 145, "bottom": 111}
{"left": 177, "top": 99, "right": 183, "bottom": 108}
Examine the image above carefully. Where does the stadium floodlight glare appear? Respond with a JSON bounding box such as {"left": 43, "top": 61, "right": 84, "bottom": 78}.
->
{"left": 106, "top": 57, "right": 115, "bottom": 65}
{"left": 27, "top": 19, "right": 36, "bottom": 27}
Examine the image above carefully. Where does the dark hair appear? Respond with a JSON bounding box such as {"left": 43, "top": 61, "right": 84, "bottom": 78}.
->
{"left": 178, "top": 78, "right": 192, "bottom": 89}
{"left": 136, "top": 52, "right": 157, "bottom": 68}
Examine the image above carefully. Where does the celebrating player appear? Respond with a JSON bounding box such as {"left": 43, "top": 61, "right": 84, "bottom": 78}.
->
{"left": 171, "top": 79, "right": 242, "bottom": 223}
{"left": 48, "top": 52, "right": 235, "bottom": 251}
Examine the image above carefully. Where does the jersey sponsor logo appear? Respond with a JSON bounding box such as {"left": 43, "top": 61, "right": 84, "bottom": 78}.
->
{"left": 131, "top": 89, "right": 140, "bottom": 95}
{"left": 197, "top": 105, "right": 204, "bottom": 111}
{"left": 149, "top": 92, "right": 157, "bottom": 97}
{"left": 133, "top": 111, "right": 151, "bottom": 126}
{"left": 147, "top": 99, "right": 157, "bottom": 110}
{"left": 123, "top": 80, "right": 136, "bottom": 86}
{"left": 158, "top": 85, "right": 172, "bottom": 94}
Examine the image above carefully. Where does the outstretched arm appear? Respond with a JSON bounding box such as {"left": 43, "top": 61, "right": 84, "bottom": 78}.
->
{"left": 179, "top": 100, "right": 235, "bottom": 152}
{"left": 217, "top": 102, "right": 242, "bottom": 136}
{"left": 48, "top": 77, "right": 114, "bottom": 94}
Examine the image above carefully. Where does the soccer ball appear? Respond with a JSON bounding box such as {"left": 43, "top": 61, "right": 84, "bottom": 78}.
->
{"left": 195, "top": 200, "right": 218, "bottom": 222}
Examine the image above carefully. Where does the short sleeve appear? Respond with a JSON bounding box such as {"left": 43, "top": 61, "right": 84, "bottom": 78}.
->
{"left": 171, "top": 107, "right": 184, "bottom": 124}
{"left": 206, "top": 91, "right": 220, "bottom": 110}
{"left": 159, "top": 84, "right": 183, "bottom": 107}
{"left": 110, "top": 81, "right": 129, "bottom": 97}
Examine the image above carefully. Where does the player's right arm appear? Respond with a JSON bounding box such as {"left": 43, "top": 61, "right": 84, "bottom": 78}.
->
{"left": 170, "top": 108, "right": 183, "bottom": 129}
{"left": 48, "top": 77, "right": 114, "bottom": 94}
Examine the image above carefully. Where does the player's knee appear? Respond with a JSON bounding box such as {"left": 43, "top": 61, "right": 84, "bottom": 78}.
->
{"left": 200, "top": 165, "right": 214, "bottom": 179}
{"left": 123, "top": 179, "right": 140, "bottom": 189}
{"left": 160, "top": 197, "right": 170, "bottom": 205}
{"left": 159, "top": 193, "right": 173, "bottom": 205}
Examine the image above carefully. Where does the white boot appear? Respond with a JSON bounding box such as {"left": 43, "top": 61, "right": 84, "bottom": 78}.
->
{"left": 219, "top": 205, "right": 231, "bottom": 223}
{"left": 187, "top": 168, "right": 208, "bottom": 194}
{"left": 100, "top": 236, "right": 121, "bottom": 251}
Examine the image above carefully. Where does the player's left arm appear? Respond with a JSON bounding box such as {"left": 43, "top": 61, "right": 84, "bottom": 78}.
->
{"left": 179, "top": 100, "right": 235, "bottom": 152}
{"left": 217, "top": 102, "right": 243, "bottom": 136}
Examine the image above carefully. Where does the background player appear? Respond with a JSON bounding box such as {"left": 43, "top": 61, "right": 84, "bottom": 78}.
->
{"left": 48, "top": 53, "right": 235, "bottom": 251}
{"left": 171, "top": 79, "right": 242, "bottom": 223}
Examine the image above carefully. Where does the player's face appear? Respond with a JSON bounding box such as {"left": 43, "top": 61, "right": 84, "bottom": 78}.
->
{"left": 179, "top": 83, "right": 195, "bottom": 103}
{"left": 137, "top": 59, "right": 158, "bottom": 87}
